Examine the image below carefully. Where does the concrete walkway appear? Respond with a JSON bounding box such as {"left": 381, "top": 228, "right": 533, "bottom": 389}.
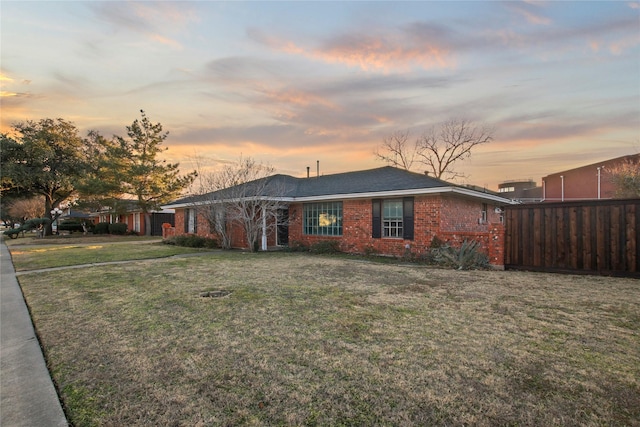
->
{"left": 1, "top": 238, "right": 68, "bottom": 427}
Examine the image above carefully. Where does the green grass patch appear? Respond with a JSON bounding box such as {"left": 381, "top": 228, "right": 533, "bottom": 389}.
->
{"left": 15, "top": 250, "right": 640, "bottom": 426}
{"left": 8, "top": 238, "right": 212, "bottom": 271}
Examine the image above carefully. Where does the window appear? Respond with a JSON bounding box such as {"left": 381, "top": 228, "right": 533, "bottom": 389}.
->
{"left": 372, "top": 198, "right": 414, "bottom": 240}
{"left": 184, "top": 208, "right": 197, "bottom": 233}
{"left": 303, "top": 202, "right": 342, "bottom": 236}
{"left": 383, "top": 199, "right": 403, "bottom": 237}
{"left": 208, "top": 206, "right": 225, "bottom": 234}
{"left": 133, "top": 213, "right": 141, "bottom": 233}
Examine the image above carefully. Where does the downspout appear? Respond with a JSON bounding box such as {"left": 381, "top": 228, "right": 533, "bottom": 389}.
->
{"left": 261, "top": 211, "right": 267, "bottom": 251}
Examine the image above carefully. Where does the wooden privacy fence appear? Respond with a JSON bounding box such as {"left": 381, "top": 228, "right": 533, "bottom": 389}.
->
{"left": 504, "top": 199, "right": 640, "bottom": 277}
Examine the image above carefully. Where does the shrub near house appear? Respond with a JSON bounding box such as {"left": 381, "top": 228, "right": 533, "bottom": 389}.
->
{"left": 57, "top": 220, "right": 87, "bottom": 233}
{"left": 163, "top": 167, "right": 512, "bottom": 267}
{"left": 93, "top": 222, "right": 128, "bottom": 235}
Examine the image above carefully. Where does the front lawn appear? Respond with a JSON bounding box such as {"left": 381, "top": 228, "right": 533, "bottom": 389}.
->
{"left": 7, "top": 237, "right": 210, "bottom": 271}
{"left": 15, "top": 250, "right": 640, "bottom": 426}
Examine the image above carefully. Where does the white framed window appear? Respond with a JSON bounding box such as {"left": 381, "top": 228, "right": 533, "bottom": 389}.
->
{"left": 133, "top": 213, "right": 141, "bottom": 233}
{"left": 303, "top": 202, "right": 342, "bottom": 236}
{"left": 185, "top": 208, "right": 197, "bottom": 233}
{"left": 383, "top": 199, "right": 403, "bottom": 238}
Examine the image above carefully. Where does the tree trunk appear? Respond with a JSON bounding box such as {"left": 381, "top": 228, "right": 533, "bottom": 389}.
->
{"left": 44, "top": 197, "right": 53, "bottom": 236}
{"left": 144, "top": 212, "right": 152, "bottom": 236}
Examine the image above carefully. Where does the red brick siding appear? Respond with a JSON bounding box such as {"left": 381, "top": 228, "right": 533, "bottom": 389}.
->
{"left": 172, "top": 208, "right": 278, "bottom": 249}
{"left": 176, "top": 196, "right": 506, "bottom": 267}
{"left": 290, "top": 196, "right": 505, "bottom": 266}
{"left": 543, "top": 154, "right": 639, "bottom": 201}
{"left": 93, "top": 213, "right": 145, "bottom": 235}
{"left": 440, "top": 196, "right": 501, "bottom": 232}
{"left": 435, "top": 196, "right": 505, "bottom": 267}
{"left": 162, "top": 224, "right": 176, "bottom": 239}
{"left": 173, "top": 208, "right": 217, "bottom": 240}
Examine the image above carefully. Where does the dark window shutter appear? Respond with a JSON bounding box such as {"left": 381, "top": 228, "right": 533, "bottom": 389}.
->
{"left": 184, "top": 209, "right": 189, "bottom": 233}
{"left": 403, "top": 197, "right": 414, "bottom": 240}
{"left": 372, "top": 199, "right": 381, "bottom": 238}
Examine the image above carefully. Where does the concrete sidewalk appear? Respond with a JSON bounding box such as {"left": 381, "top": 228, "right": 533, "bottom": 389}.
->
{"left": 1, "top": 238, "right": 68, "bottom": 427}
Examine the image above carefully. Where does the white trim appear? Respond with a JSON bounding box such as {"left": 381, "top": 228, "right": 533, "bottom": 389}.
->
{"left": 163, "top": 186, "right": 513, "bottom": 209}
{"left": 291, "top": 187, "right": 512, "bottom": 204}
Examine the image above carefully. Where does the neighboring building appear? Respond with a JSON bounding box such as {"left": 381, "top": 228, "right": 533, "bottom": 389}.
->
{"left": 163, "top": 166, "right": 513, "bottom": 267}
{"left": 92, "top": 201, "right": 175, "bottom": 236}
{"left": 542, "top": 154, "right": 640, "bottom": 202}
{"left": 59, "top": 208, "right": 92, "bottom": 221}
{"left": 498, "top": 179, "right": 543, "bottom": 203}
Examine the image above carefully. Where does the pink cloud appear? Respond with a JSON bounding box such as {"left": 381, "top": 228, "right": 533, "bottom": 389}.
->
{"left": 317, "top": 34, "right": 452, "bottom": 72}
{"left": 505, "top": 2, "right": 552, "bottom": 26}
{"left": 249, "top": 28, "right": 454, "bottom": 72}
{"left": 258, "top": 87, "right": 337, "bottom": 110}
{"left": 608, "top": 32, "right": 640, "bottom": 54}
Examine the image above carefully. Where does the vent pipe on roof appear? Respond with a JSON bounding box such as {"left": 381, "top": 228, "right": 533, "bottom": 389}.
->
{"left": 317, "top": 160, "right": 319, "bottom": 177}
{"left": 307, "top": 167, "right": 310, "bottom": 178}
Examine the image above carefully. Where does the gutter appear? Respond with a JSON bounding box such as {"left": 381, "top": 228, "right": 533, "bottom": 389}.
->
{"left": 163, "top": 186, "right": 513, "bottom": 209}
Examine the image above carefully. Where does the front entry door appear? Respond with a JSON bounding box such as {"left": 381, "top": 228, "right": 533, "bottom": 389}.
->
{"left": 277, "top": 209, "right": 289, "bottom": 246}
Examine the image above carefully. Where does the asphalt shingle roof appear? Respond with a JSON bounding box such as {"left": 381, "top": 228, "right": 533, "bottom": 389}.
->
{"left": 165, "top": 166, "right": 498, "bottom": 206}
{"left": 294, "top": 166, "right": 448, "bottom": 197}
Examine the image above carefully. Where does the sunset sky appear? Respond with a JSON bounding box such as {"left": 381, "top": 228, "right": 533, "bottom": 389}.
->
{"left": 2, "top": 1, "right": 639, "bottom": 190}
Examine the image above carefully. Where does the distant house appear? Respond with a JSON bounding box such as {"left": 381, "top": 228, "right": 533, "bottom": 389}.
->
{"left": 92, "top": 201, "right": 175, "bottom": 236}
{"left": 59, "top": 208, "right": 92, "bottom": 221}
{"left": 542, "top": 154, "right": 640, "bottom": 202}
{"left": 163, "top": 166, "right": 513, "bottom": 267}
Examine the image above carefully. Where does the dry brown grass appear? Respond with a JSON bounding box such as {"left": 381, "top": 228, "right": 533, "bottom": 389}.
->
{"left": 16, "top": 251, "right": 640, "bottom": 426}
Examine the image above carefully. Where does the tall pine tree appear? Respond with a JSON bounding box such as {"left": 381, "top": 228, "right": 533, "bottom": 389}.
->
{"left": 117, "top": 111, "right": 196, "bottom": 235}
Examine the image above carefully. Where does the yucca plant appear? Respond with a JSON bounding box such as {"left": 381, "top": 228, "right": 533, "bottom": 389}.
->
{"left": 432, "top": 239, "right": 490, "bottom": 270}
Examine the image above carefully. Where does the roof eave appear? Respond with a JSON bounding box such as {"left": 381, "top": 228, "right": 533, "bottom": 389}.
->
{"left": 292, "top": 187, "right": 513, "bottom": 204}
{"left": 162, "top": 196, "right": 296, "bottom": 210}
{"left": 164, "top": 187, "right": 513, "bottom": 208}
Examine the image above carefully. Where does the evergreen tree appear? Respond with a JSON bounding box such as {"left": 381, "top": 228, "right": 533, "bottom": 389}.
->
{"left": 116, "top": 111, "right": 196, "bottom": 235}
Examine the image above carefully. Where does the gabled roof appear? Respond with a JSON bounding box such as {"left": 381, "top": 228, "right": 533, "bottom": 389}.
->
{"left": 164, "top": 166, "right": 512, "bottom": 208}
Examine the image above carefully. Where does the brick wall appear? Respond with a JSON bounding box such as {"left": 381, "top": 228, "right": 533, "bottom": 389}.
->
{"left": 173, "top": 197, "right": 506, "bottom": 266}
{"left": 290, "top": 196, "right": 506, "bottom": 267}
{"left": 440, "top": 195, "right": 502, "bottom": 232}
{"left": 162, "top": 224, "right": 176, "bottom": 239}
{"left": 542, "top": 154, "right": 640, "bottom": 201}
{"left": 172, "top": 207, "right": 278, "bottom": 249}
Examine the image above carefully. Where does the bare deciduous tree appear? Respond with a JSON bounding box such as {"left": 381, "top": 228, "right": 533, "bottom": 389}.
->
{"left": 375, "top": 118, "right": 494, "bottom": 181}
{"left": 607, "top": 156, "right": 640, "bottom": 198}
{"left": 192, "top": 156, "right": 290, "bottom": 251}
{"left": 8, "top": 197, "right": 45, "bottom": 220}
{"left": 373, "top": 130, "right": 416, "bottom": 171}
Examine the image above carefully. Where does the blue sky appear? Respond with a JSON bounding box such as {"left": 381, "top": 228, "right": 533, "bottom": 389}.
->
{"left": 2, "top": 1, "right": 639, "bottom": 189}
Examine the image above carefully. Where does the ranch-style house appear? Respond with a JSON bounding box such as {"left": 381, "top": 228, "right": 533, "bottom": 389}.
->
{"left": 162, "top": 166, "right": 513, "bottom": 267}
